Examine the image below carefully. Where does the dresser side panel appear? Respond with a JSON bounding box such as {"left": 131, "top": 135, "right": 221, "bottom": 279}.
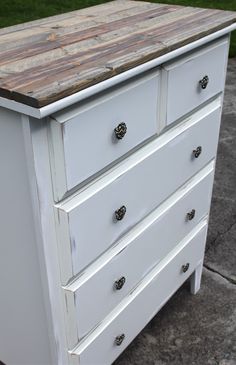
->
{"left": 0, "top": 108, "right": 52, "bottom": 365}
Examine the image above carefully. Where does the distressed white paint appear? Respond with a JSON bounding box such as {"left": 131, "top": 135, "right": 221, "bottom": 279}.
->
{"left": 49, "top": 70, "right": 160, "bottom": 200}
{"left": 0, "top": 28, "right": 232, "bottom": 365}
{"left": 28, "top": 117, "right": 70, "bottom": 365}
{"left": 63, "top": 164, "right": 214, "bottom": 348}
{"left": 162, "top": 37, "right": 229, "bottom": 125}
{"left": 55, "top": 99, "right": 222, "bottom": 285}
{"left": 69, "top": 220, "right": 208, "bottom": 365}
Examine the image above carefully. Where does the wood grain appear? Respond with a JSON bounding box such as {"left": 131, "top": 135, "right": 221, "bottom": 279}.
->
{"left": 0, "top": 0, "right": 235, "bottom": 108}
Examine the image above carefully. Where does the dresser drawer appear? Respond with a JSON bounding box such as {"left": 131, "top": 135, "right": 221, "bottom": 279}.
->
{"left": 49, "top": 70, "right": 160, "bottom": 201}
{"left": 55, "top": 99, "right": 221, "bottom": 285}
{"left": 162, "top": 37, "right": 228, "bottom": 126}
{"left": 63, "top": 164, "right": 214, "bottom": 347}
{"left": 69, "top": 221, "right": 208, "bottom": 365}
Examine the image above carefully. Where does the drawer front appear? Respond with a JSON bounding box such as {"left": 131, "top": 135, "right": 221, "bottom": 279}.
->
{"left": 55, "top": 99, "right": 221, "bottom": 285}
{"left": 64, "top": 164, "right": 214, "bottom": 346}
{"left": 49, "top": 70, "right": 160, "bottom": 201}
{"left": 162, "top": 37, "right": 228, "bottom": 126}
{"left": 69, "top": 221, "right": 208, "bottom": 365}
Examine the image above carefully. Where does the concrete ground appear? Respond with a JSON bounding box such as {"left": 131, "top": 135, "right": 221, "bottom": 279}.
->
{"left": 114, "top": 58, "right": 236, "bottom": 365}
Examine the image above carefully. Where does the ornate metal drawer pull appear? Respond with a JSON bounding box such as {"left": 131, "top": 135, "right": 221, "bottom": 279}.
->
{"left": 114, "top": 276, "right": 126, "bottom": 290}
{"left": 187, "top": 209, "right": 196, "bottom": 221}
{"left": 115, "top": 205, "right": 127, "bottom": 221}
{"left": 115, "top": 334, "right": 125, "bottom": 346}
{"left": 193, "top": 146, "right": 202, "bottom": 158}
{"left": 114, "top": 122, "right": 127, "bottom": 140}
{"left": 199, "top": 75, "right": 209, "bottom": 89}
{"left": 182, "top": 263, "right": 190, "bottom": 273}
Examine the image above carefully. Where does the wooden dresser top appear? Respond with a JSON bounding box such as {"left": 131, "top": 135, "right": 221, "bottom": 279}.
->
{"left": 0, "top": 0, "right": 235, "bottom": 108}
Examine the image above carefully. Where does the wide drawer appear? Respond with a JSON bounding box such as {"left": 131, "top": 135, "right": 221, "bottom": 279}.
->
{"left": 49, "top": 70, "right": 160, "bottom": 201}
{"left": 63, "top": 164, "right": 214, "bottom": 348}
{"left": 69, "top": 221, "right": 208, "bottom": 365}
{"left": 55, "top": 98, "right": 221, "bottom": 285}
{"left": 162, "top": 37, "right": 228, "bottom": 126}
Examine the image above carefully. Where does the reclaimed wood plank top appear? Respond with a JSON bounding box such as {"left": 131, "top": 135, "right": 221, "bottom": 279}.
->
{"left": 0, "top": 0, "right": 235, "bottom": 108}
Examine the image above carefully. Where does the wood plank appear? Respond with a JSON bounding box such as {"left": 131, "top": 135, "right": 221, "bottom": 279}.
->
{"left": 0, "top": 8, "right": 220, "bottom": 87}
{"left": 0, "top": 0, "right": 235, "bottom": 108}
{"left": 0, "top": 4, "right": 180, "bottom": 76}
{"left": 0, "top": 1, "right": 140, "bottom": 36}
{"left": 0, "top": 5, "right": 174, "bottom": 66}
{"left": 0, "top": 7, "right": 205, "bottom": 91}
{"left": 0, "top": 2, "right": 155, "bottom": 46}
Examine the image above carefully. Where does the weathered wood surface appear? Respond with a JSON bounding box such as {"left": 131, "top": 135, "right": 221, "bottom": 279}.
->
{"left": 0, "top": 0, "right": 235, "bottom": 108}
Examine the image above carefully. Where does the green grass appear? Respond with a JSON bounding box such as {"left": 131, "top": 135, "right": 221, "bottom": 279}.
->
{"left": 0, "top": 0, "right": 235, "bottom": 56}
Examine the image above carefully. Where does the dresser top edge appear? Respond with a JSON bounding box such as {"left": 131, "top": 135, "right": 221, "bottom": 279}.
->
{"left": 0, "top": 22, "right": 235, "bottom": 119}
{"left": 0, "top": 0, "right": 235, "bottom": 112}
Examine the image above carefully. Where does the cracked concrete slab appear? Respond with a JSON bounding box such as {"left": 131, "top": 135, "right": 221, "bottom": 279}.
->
{"left": 114, "top": 269, "right": 236, "bottom": 365}
{"left": 205, "top": 222, "right": 236, "bottom": 284}
{"left": 114, "top": 59, "right": 236, "bottom": 365}
{"left": 205, "top": 57, "right": 236, "bottom": 282}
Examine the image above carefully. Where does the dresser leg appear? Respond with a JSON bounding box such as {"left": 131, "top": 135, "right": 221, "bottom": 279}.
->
{"left": 190, "top": 260, "right": 203, "bottom": 295}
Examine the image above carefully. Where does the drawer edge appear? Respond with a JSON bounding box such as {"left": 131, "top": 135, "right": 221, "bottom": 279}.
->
{"left": 69, "top": 218, "right": 208, "bottom": 361}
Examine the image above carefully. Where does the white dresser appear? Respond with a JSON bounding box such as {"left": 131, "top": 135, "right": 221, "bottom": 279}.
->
{"left": 0, "top": 2, "right": 235, "bottom": 365}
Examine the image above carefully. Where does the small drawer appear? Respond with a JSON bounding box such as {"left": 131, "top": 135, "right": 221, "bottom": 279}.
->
{"left": 69, "top": 221, "right": 208, "bottom": 365}
{"left": 63, "top": 165, "right": 214, "bottom": 348}
{"left": 55, "top": 98, "right": 221, "bottom": 285}
{"left": 162, "top": 37, "right": 229, "bottom": 126}
{"left": 49, "top": 70, "right": 160, "bottom": 201}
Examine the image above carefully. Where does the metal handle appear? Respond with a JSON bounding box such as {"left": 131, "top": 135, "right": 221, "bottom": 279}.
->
{"left": 182, "top": 263, "right": 190, "bottom": 273}
{"left": 187, "top": 209, "right": 196, "bottom": 221}
{"left": 199, "top": 75, "right": 209, "bottom": 89}
{"left": 114, "top": 276, "right": 126, "bottom": 290}
{"left": 193, "top": 146, "right": 202, "bottom": 158}
{"left": 115, "top": 334, "right": 125, "bottom": 346}
{"left": 115, "top": 205, "right": 127, "bottom": 221}
{"left": 114, "top": 122, "right": 127, "bottom": 140}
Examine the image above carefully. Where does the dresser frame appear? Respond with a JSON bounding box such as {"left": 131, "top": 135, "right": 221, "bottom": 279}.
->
{"left": 0, "top": 23, "right": 235, "bottom": 365}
